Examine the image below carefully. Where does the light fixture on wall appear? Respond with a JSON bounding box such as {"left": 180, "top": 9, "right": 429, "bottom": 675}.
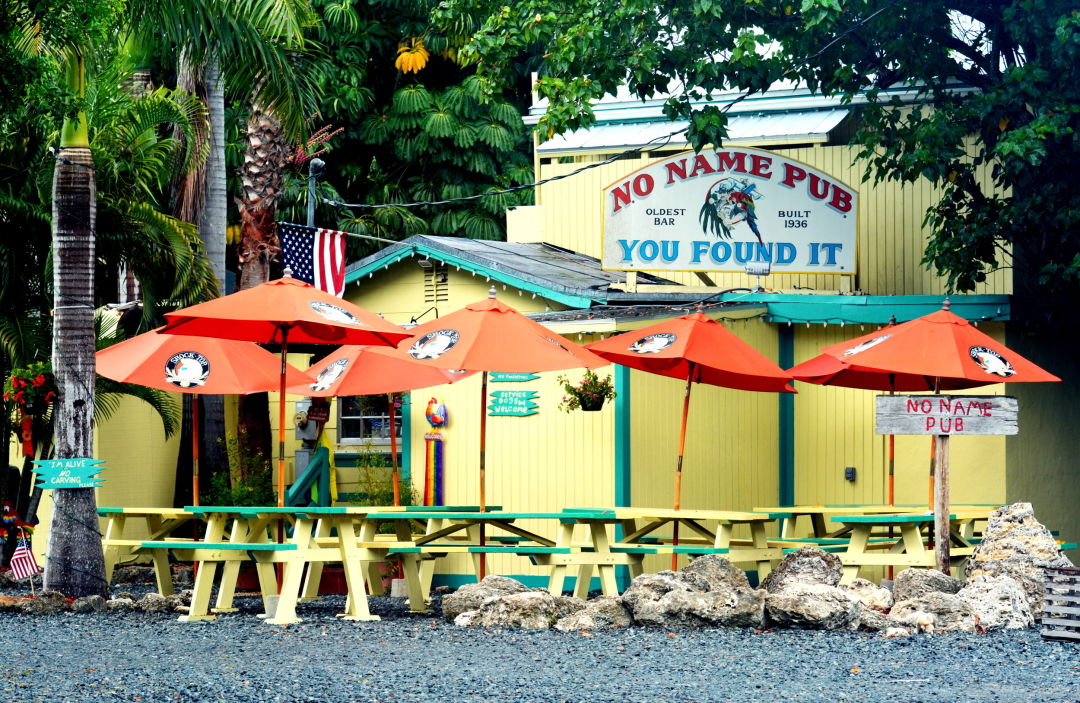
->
{"left": 418, "top": 258, "right": 434, "bottom": 269}
{"left": 745, "top": 260, "right": 771, "bottom": 292}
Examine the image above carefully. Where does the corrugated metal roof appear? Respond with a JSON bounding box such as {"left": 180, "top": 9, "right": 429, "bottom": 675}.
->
{"left": 537, "top": 109, "right": 849, "bottom": 154}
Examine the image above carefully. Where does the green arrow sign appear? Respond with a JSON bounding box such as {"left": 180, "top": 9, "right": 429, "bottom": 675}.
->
{"left": 488, "top": 390, "right": 539, "bottom": 417}
{"left": 33, "top": 458, "right": 106, "bottom": 489}
{"left": 489, "top": 372, "right": 540, "bottom": 383}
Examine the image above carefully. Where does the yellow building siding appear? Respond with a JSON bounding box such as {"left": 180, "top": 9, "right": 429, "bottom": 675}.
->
{"left": 791, "top": 323, "right": 1007, "bottom": 509}
{"left": 531, "top": 145, "right": 1010, "bottom": 297}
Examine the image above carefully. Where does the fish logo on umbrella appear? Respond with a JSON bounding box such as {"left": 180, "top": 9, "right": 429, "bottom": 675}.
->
{"left": 842, "top": 334, "right": 892, "bottom": 357}
{"left": 409, "top": 330, "right": 460, "bottom": 359}
{"left": 309, "top": 301, "right": 361, "bottom": 325}
{"left": 629, "top": 333, "right": 677, "bottom": 354}
{"left": 969, "top": 346, "right": 1015, "bottom": 377}
{"left": 164, "top": 352, "right": 211, "bottom": 388}
{"left": 311, "top": 358, "right": 349, "bottom": 391}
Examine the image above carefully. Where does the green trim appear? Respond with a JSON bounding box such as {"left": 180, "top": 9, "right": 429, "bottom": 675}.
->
{"left": 401, "top": 394, "right": 411, "bottom": 489}
{"left": 722, "top": 293, "right": 1011, "bottom": 325}
{"left": 345, "top": 243, "right": 599, "bottom": 309}
{"left": 431, "top": 573, "right": 601, "bottom": 592}
{"left": 613, "top": 364, "right": 632, "bottom": 590}
{"left": 777, "top": 325, "right": 795, "bottom": 507}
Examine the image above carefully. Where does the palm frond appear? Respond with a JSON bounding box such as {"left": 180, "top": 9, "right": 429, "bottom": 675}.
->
{"left": 95, "top": 379, "right": 182, "bottom": 438}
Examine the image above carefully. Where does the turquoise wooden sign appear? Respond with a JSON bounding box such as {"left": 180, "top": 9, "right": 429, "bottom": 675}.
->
{"left": 33, "top": 458, "right": 105, "bottom": 489}
{"left": 489, "top": 372, "right": 540, "bottom": 383}
{"left": 488, "top": 390, "right": 539, "bottom": 416}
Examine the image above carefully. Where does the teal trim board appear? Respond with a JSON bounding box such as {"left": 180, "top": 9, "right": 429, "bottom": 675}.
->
{"left": 777, "top": 324, "right": 795, "bottom": 507}
{"left": 613, "top": 364, "right": 632, "bottom": 590}
{"left": 401, "top": 394, "right": 411, "bottom": 487}
{"left": 720, "top": 293, "right": 1011, "bottom": 325}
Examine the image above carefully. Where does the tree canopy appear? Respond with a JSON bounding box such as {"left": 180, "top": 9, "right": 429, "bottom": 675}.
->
{"left": 440, "top": 0, "right": 1080, "bottom": 323}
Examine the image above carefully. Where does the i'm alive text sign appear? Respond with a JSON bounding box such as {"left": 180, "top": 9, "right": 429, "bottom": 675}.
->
{"left": 33, "top": 457, "right": 106, "bottom": 489}
{"left": 602, "top": 147, "right": 857, "bottom": 275}
{"left": 875, "top": 395, "right": 1018, "bottom": 436}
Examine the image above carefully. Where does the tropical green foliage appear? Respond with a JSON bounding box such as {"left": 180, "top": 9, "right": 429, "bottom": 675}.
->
{"left": 272, "top": 0, "right": 535, "bottom": 256}
{"left": 441, "top": 0, "right": 1080, "bottom": 323}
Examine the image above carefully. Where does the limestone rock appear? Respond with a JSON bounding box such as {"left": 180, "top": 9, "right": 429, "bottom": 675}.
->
{"left": 453, "top": 611, "right": 480, "bottom": 627}
{"left": 441, "top": 576, "right": 529, "bottom": 622}
{"left": 138, "top": 592, "right": 171, "bottom": 613}
{"left": 681, "top": 555, "right": 751, "bottom": 591}
{"left": 761, "top": 547, "right": 842, "bottom": 593}
{"left": 957, "top": 573, "right": 1033, "bottom": 631}
{"left": 71, "top": 595, "right": 107, "bottom": 613}
{"left": 107, "top": 597, "right": 138, "bottom": 613}
{"left": 891, "top": 592, "right": 977, "bottom": 633}
{"left": 20, "top": 591, "right": 68, "bottom": 615}
{"left": 764, "top": 583, "right": 858, "bottom": 630}
{"left": 552, "top": 595, "right": 587, "bottom": 619}
{"left": 965, "top": 502, "right": 1073, "bottom": 612}
{"left": 632, "top": 585, "right": 766, "bottom": 629}
{"left": 892, "top": 568, "right": 962, "bottom": 603}
{"left": 620, "top": 571, "right": 709, "bottom": 617}
{"left": 853, "top": 603, "right": 891, "bottom": 631}
{"left": 175, "top": 589, "right": 194, "bottom": 607}
{"left": 470, "top": 591, "right": 560, "bottom": 629}
{"left": 843, "top": 578, "right": 893, "bottom": 610}
{"left": 554, "top": 596, "right": 632, "bottom": 632}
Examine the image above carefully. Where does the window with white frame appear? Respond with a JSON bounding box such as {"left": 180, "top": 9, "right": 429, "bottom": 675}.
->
{"left": 338, "top": 395, "right": 400, "bottom": 445}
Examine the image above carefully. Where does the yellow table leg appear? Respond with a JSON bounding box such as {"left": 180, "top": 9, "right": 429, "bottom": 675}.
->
{"left": 748, "top": 522, "right": 774, "bottom": 580}
{"left": 336, "top": 518, "right": 379, "bottom": 622}
{"left": 213, "top": 519, "right": 253, "bottom": 613}
{"left": 548, "top": 522, "right": 573, "bottom": 596}
{"left": 300, "top": 517, "right": 332, "bottom": 602}
{"left": 589, "top": 521, "right": 619, "bottom": 597}
{"left": 178, "top": 516, "right": 227, "bottom": 622}
{"left": 266, "top": 517, "right": 315, "bottom": 625}
{"left": 839, "top": 525, "right": 871, "bottom": 584}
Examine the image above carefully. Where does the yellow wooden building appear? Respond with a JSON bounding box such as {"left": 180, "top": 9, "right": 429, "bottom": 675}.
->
{"left": 64, "top": 85, "right": 1074, "bottom": 588}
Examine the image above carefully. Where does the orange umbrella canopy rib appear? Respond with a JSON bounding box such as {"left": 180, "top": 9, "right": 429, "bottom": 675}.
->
{"left": 586, "top": 311, "right": 795, "bottom": 392}
{"left": 161, "top": 276, "right": 411, "bottom": 347}
{"left": 96, "top": 329, "right": 313, "bottom": 394}
{"left": 815, "top": 308, "right": 1059, "bottom": 384}
{"left": 788, "top": 352, "right": 990, "bottom": 391}
{"left": 401, "top": 295, "right": 607, "bottom": 372}
{"left": 289, "top": 345, "right": 475, "bottom": 397}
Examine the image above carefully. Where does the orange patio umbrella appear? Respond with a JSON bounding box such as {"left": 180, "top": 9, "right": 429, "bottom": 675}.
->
{"left": 287, "top": 345, "right": 476, "bottom": 503}
{"left": 796, "top": 301, "right": 1059, "bottom": 571}
{"left": 587, "top": 306, "right": 795, "bottom": 567}
{"left": 815, "top": 305, "right": 1060, "bottom": 385}
{"left": 401, "top": 289, "right": 607, "bottom": 511}
{"left": 400, "top": 288, "right": 608, "bottom": 577}
{"left": 96, "top": 329, "right": 314, "bottom": 504}
{"left": 161, "top": 274, "right": 412, "bottom": 506}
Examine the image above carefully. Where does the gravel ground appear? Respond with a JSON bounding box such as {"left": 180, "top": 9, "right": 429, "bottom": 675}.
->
{"left": 1, "top": 585, "right": 1078, "bottom": 703}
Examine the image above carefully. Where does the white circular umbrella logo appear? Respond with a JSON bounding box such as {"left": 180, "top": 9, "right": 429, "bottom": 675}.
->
{"left": 165, "top": 352, "right": 211, "bottom": 388}
{"left": 629, "top": 333, "right": 677, "bottom": 354}
{"left": 409, "top": 330, "right": 460, "bottom": 359}
{"left": 842, "top": 334, "right": 892, "bottom": 357}
{"left": 969, "top": 346, "right": 1015, "bottom": 377}
{"left": 309, "top": 301, "right": 361, "bottom": 325}
{"left": 311, "top": 358, "right": 349, "bottom": 391}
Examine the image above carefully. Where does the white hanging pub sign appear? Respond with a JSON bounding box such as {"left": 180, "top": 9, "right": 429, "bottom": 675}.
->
{"left": 601, "top": 147, "right": 858, "bottom": 275}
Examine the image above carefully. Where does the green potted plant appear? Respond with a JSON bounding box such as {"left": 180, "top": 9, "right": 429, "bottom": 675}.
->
{"left": 557, "top": 369, "right": 617, "bottom": 412}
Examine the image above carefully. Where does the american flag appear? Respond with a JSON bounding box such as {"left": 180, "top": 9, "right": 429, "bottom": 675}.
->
{"left": 279, "top": 223, "right": 348, "bottom": 297}
{"left": 10, "top": 534, "right": 41, "bottom": 581}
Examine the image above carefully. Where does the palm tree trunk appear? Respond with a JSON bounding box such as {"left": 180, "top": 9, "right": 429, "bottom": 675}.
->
{"left": 45, "top": 51, "right": 107, "bottom": 596}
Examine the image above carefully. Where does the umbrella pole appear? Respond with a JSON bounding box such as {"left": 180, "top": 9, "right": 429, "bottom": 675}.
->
{"left": 278, "top": 330, "right": 290, "bottom": 508}
{"left": 389, "top": 393, "right": 400, "bottom": 506}
{"left": 479, "top": 371, "right": 488, "bottom": 581}
{"left": 192, "top": 398, "right": 200, "bottom": 507}
{"left": 671, "top": 367, "right": 694, "bottom": 571}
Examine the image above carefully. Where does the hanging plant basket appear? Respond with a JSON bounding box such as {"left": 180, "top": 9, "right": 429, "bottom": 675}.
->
{"left": 580, "top": 398, "right": 605, "bottom": 412}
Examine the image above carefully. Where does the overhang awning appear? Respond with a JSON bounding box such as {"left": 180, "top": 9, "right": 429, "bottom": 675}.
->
{"left": 537, "top": 109, "right": 849, "bottom": 154}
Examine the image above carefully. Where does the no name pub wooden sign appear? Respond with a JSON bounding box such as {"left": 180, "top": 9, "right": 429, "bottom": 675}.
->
{"left": 875, "top": 395, "right": 1018, "bottom": 436}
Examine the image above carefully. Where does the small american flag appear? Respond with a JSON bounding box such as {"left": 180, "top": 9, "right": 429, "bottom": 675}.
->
{"left": 279, "top": 223, "right": 348, "bottom": 297}
{"left": 10, "top": 534, "right": 41, "bottom": 581}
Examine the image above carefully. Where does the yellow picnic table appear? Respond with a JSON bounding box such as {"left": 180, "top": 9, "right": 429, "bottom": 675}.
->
{"left": 99, "top": 506, "right": 204, "bottom": 595}
{"left": 751, "top": 504, "right": 996, "bottom": 540}
{"left": 549, "top": 507, "right": 787, "bottom": 597}
{"left": 828, "top": 513, "right": 979, "bottom": 583}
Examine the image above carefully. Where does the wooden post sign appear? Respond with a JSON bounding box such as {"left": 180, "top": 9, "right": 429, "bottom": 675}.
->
{"left": 32, "top": 458, "right": 106, "bottom": 489}
{"left": 488, "top": 390, "right": 539, "bottom": 416}
{"left": 874, "top": 395, "right": 1018, "bottom": 436}
{"left": 874, "top": 394, "right": 1018, "bottom": 574}
{"left": 489, "top": 372, "right": 540, "bottom": 383}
